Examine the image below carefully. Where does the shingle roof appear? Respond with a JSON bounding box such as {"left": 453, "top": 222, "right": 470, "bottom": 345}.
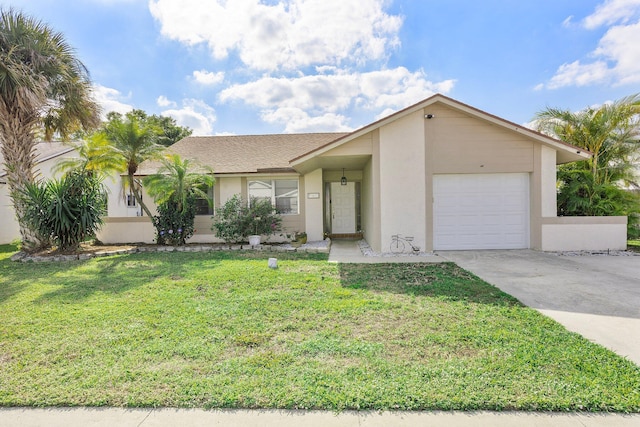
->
{"left": 137, "top": 133, "right": 348, "bottom": 175}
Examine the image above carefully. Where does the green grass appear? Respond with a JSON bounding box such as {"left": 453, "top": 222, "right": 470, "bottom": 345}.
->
{"left": 628, "top": 240, "right": 640, "bottom": 252}
{"left": 1, "top": 244, "right": 639, "bottom": 411}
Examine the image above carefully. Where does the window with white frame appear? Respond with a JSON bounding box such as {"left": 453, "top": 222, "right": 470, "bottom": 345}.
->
{"left": 248, "top": 179, "right": 299, "bottom": 214}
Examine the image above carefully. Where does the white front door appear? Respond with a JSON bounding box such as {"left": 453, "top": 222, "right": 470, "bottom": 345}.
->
{"left": 331, "top": 182, "right": 356, "bottom": 234}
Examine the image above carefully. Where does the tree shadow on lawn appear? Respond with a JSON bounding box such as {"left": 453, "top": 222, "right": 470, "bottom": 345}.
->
{"left": 0, "top": 249, "right": 329, "bottom": 304}
{"left": 0, "top": 251, "right": 224, "bottom": 304}
{"left": 338, "top": 262, "right": 522, "bottom": 306}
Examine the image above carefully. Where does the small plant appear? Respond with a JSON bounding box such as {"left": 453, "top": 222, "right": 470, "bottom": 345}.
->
{"left": 212, "top": 195, "right": 282, "bottom": 243}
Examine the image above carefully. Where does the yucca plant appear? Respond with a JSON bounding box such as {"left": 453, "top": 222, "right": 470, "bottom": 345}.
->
{"left": 19, "top": 171, "right": 107, "bottom": 252}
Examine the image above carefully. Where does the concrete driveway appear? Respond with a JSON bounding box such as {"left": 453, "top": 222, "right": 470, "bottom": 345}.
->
{"left": 438, "top": 250, "right": 640, "bottom": 366}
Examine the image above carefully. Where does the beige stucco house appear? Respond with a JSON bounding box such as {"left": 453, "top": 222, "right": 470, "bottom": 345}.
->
{"left": 0, "top": 95, "right": 626, "bottom": 251}
{"left": 97, "top": 94, "right": 627, "bottom": 252}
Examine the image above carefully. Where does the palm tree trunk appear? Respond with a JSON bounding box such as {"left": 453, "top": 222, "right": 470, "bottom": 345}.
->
{"left": 127, "top": 174, "right": 155, "bottom": 219}
{"left": 0, "top": 116, "right": 49, "bottom": 252}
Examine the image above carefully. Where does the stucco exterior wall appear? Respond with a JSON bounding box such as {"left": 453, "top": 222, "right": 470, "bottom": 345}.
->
{"left": 304, "top": 168, "right": 324, "bottom": 241}
{"left": 0, "top": 183, "right": 19, "bottom": 244}
{"left": 429, "top": 104, "right": 535, "bottom": 174}
{"left": 378, "top": 110, "right": 426, "bottom": 252}
{"left": 320, "top": 134, "right": 372, "bottom": 157}
{"left": 541, "top": 216, "right": 627, "bottom": 251}
{"left": 540, "top": 146, "right": 558, "bottom": 217}
{"left": 97, "top": 217, "right": 155, "bottom": 244}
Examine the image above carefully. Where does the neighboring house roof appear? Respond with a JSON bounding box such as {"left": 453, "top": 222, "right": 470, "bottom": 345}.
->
{"left": 137, "top": 133, "right": 348, "bottom": 175}
{"left": 291, "top": 94, "right": 592, "bottom": 167}
{"left": 0, "top": 142, "right": 74, "bottom": 181}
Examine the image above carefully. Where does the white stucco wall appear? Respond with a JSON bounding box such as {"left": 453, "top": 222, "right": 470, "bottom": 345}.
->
{"left": 378, "top": 110, "right": 426, "bottom": 251}
{"left": 541, "top": 146, "right": 557, "bottom": 217}
{"left": 541, "top": 217, "right": 627, "bottom": 251}
{"left": 96, "top": 218, "right": 155, "bottom": 244}
{"left": 0, "top": 183, "right": 19, "bottom": 244}
{"left": 219, "top": 177, "right": 242, "bottom": 204}
{"left": 304, "top": 168, "right": 324, "bottom": 241}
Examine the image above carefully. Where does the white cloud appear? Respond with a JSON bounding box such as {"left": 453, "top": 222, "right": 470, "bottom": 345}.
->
{"left": 220, "top": 67, "right": 454, "bottom": 112}
{"left": 192, "top": 70, "right": 225, "bottom": 85}
{"left": 161, "top": 99, "right": 217, "bottom": 136}
{"left": 542, "top": 0, "right": 640, "bottom": 89}
{"left": 148, "top": 0, "right": 402, "bottom": 71}
{"left": 92, "top": 84, "right": 133, "bottom": 118}
{"left": 583, "top": 0, "right": 640, "bottom": 29}
{"left": 261, "top": 107, "right": 352, "bottom": 133}
{"left": 156, "top": 95, "right": 177, "bottom": 108}
{"left": 219, "top": 67, "right": 454, "bottom": 133}
{"left": 562, "top": 15, "right": 574, "bottom": 28}
{"left": 546, "top": 60, "right": 611, "bottom": 89}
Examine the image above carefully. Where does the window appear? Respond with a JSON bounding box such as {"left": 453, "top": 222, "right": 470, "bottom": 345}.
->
{"left": 248, "top": 179, "right": 299, "bottom": 214}
{"left": 195, "top": 185, "right": 214, "bottom": 215}
{"left": 126, "top": 194, "right": 137, "bottom": 207}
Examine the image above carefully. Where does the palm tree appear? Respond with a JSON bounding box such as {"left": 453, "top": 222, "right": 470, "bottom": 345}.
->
{"left": 0, "top": 9, "right": 100, "bottom": 250}
{"left": 143, "top": 153, "right": 214, "bottom": 211}
{"left": 535, "top": 94, "right": 640, "bottom": 186}
{"left": 535, "top": 95, "right": 640, "bottom": 237}
{"left": 143, "top": 154, "right": 214, "bottom": 245}
{"left": 101, "top": 116, "right": 165, "bottom": 218}
{"left": 53, "top": 133, "right": 123, "bottom": 179}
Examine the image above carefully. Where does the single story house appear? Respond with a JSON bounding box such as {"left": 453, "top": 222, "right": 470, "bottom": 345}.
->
{"left": 98, "top": 94, "right": 627, "bottom": 252}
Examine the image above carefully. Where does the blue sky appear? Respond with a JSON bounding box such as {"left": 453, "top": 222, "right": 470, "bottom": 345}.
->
{"left": 10, "top": 0, "right": 640, "bottom": 135}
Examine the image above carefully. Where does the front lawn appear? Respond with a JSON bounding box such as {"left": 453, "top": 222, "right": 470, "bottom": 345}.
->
{"left": 0, "top": 245, "right": 639, "bottom": 411}
{"left": 628, "top": 240, "right": 640, "bottom": 252}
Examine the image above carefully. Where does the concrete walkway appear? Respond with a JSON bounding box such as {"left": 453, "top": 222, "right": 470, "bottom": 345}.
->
{"left": 1, "top": 408, "right": 639, "bottom": 426}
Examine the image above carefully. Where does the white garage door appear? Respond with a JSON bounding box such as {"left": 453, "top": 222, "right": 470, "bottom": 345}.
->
{"left": 433, "top": 173, "right": 529, "bottom": 250}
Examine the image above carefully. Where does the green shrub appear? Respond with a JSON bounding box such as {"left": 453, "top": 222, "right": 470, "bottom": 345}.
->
{"left": 247, "top": 197, "right": 282, "bottom": 236}
{"left": 153, "top": 193, "right": 197, "bottom": 245}
{"left": 212, "top": 194, "right": 282, "bottom": 243}
{"left": 19, "top": 171, "right": 107, "bottom": 252}
{"left": 212, "top": 194, "right": 245, "bottom": 243}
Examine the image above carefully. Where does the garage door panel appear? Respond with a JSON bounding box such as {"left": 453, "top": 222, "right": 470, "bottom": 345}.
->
{"left": 434, "top": 173, "right": 529, "bottom": 250}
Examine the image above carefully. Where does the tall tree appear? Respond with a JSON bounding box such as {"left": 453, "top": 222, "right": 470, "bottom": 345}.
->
{"left": 101, "top": 115, "right": 165, "bottom": 218}
{"left": 106, "top": 109, "right": 192, "bottom": 147}
{"left": 535, "top": 95, "right": 640, "bottom": 237}
{"left": 535, "top": 94, "right": 640, "bottom": 187}
{"left": 0, "top": 9, "right": 100, "bottom": 250}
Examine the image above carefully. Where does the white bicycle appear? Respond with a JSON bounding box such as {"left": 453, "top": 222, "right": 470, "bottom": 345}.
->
{"left": 390, "top": 234, "right": 420, "bottom": 254}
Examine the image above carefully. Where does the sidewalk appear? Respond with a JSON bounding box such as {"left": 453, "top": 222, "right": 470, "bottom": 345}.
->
{"left": 2, "top": 408, "right": 639, "bottom": 427}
